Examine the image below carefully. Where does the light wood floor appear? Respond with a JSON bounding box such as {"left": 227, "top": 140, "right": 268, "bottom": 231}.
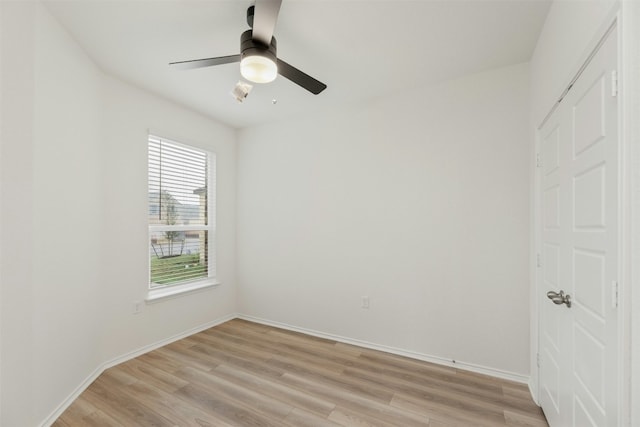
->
{"left": 53, "top": 319, "right": 548, "bottom": 426}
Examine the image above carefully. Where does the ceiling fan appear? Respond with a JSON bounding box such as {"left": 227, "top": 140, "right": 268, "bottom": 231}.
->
{"left": 169, "top": 0, "right": 327, "bottom": 95}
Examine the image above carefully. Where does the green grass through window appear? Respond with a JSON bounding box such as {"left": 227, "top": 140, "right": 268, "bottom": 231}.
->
{"left": 150, "top": 253, "right": 207, "bottom": 286}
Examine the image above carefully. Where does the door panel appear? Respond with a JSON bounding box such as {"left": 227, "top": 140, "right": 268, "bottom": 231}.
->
{"left": 573, "top": 249, "right": 606, "bottom": 317}
{"left": 567, "top": 25, "right": 618, "bottom": 427}
{"left": 538, "top": 25, "right": 619, "bottom": 427}
{"left": 575, "top": 395, "right": 600, "bottom": 427}
{"left": 573, "top": 164, "right": 606, "bottom": 228}
{"left": 542, "top": 347, "right": 562, "bottom": 410}
{"left": 544, "top": 126, "right": 561, "bottom": 175}
{"left": 573, "top": 74, "right": 607, "bottom": 156}
{"left": 544, "top": 185, "right": 561, "bottom": 228}
{"left": 573, "top": 323, "right": 605, "bottom": 406}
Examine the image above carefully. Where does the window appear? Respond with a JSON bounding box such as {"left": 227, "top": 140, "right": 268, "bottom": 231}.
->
{"left": 148, "top": 135, "right": 215, "bottom": 291}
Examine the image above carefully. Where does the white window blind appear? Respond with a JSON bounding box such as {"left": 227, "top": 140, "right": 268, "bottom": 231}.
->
{"left": 148, "top": 135, "right": 215, "bottom": 288}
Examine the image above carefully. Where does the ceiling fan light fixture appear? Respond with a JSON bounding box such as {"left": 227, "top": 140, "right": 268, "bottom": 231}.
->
{"left": 240, "top": 54, "right": 278, "bottom": 83}
{"left": 239, "top": 29, "right": 278, "bottom": 84}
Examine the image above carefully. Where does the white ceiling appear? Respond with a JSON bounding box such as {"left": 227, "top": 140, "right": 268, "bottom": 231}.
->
{"left": 44, "top": 0, "right": 551, "bottom": 129}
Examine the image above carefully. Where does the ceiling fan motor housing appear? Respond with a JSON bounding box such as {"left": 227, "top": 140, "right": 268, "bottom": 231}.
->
{"left": 240, "top": 29, "right": 277, "bottom": 64}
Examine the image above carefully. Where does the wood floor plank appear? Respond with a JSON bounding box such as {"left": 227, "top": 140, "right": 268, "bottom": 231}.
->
{"left": 50, "top": 417, "right": 73, "bottom": 427}
{"left": 342, "top": 363, "right": 505, "bottom": 403}
{"left": 79, "top": 410, "right": 126, "bottom": 427}
{"left": 283, "top": 408, "right": 343, "bottom": 427}
{"left": 174, "top": 383, "right": 284, "bottom": 427}
{"left": 125, "top": 379, "right": 234, "bottom": 427}
{"left": 343, "top": 365, "right": 515, "bottom": 418}
{"left": 54, "top": 393, "right": 99, "bottom": 423}
{"left": 391, "top": 393, "right": 504, "bottom": 427}
{"left": 82, "top": 377, "right": 175, "bottom": 426}
{"left": 355, "top": 353, "right": 503, "bottom": 395}
{"left": 153, "top": 344, "right": 219, "bottom": 373}
{"left": 54, "top": 319, "right": 548, "bottom": 427}
{"left": 332, "top": 341, "right": 364, "bottom": 356}
{"left": 101, "top": 366, "right": 138, "bottom": 387}
{"left": 505, "top": 409, "right": 549, "bottom": 427}
{"left": 267, "top": 355, "right": 395, "bottom": 403}
{"left": 118, "top": 358, "right": 190, "bottom": 393}
{"left": 427, "top": 421, "right": 459, "bottom": 427}
{"left": 206, "top": 326, "right": 359, "bottom": 372}
{"left": 502, "top": 382, "right": 542, "bottom": 409}
{"left": 392, "top": 389, "right": 507, "bottom": 425}
{"left": 187, "top": 330, "right": 275, "bottom": 362}
{"left": 327, "top": 406, "right": 400, "bottom": 427}
{"left": 176, "top": 365, "right": 294, "bottom": 420}
{"left": 356, "top": 349, "right": 457, "bottom": 377}
{"left": 136, "top": 348, "right": 186, "bottom": 373}
{"left": 280, "top": 372, "right": 430, "bottom": 426}
{"left": 212, "top": 363, "right": 336, "bottom": 417}
{"left": 186, "top": 342, "right": 286, "bottom": 379}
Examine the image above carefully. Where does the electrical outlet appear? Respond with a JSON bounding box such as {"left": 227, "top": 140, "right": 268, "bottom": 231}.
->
{"left": 362, "top": 296, "right": 370, "bottom": 309}
{"left": 133, "top": 301, "right": 144, "bottom": 315}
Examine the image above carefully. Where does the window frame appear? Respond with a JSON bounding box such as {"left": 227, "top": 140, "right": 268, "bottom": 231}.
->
{"left": 146, "top": 134, "right": 220, "bottom": 303}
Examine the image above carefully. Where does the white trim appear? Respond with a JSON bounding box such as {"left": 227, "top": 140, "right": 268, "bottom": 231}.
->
{"left": 39, "top": 313, "right": 236, "bottom": 427}
{"left": 528, "top": 379, "right": 539, "bottom": 406}
{"left": 237, "top": 314, "right": 530, "bottom": 384}
{"left": 146, "top": 279, "right": 221, "bottom": 303}
{"left": 149, "top": 224, "right": 209, "bottom": 232}
{"left": 619, "top": 2, "right": 640, "bottom": 424}
{"left": 616, "top": 10, "right": 628, "bottom": 426}
{"left": 147, "top": 129, "right": 214, "bottom": 155}
{"left": 530, "top": 131, "right": 542, "bottom": 404}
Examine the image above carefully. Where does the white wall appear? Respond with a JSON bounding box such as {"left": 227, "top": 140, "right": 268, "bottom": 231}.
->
{"left": 237, "top": 63, "right": 531, "bottom": 378}
{"left": 0, "top": 2, "right": 37, "bottom": 425}
{"left": 31, "top": 4, "right": 105, "bottom": 423}
{"left": 0, "top": 3, "right": 237, "bottom": 425}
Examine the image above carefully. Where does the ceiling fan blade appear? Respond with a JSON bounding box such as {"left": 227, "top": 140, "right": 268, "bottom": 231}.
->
{"left": 252, "top": 0, "right": 282, "bottom": 46}
{"left": 169, "top": 54, "right": 241, "bottom": 70}
{"left": 277, "top": 59, "right": 327, "bottom": 95}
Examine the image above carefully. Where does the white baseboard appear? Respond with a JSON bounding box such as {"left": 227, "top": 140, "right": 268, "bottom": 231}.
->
{"left": 529, "top": 378, "right": 540, "bottom": 405}
{"left": 39, "top": 312, "right": 236, "bottom": 427}
{"left": 237, "top": 313, "right": 531, "bottom": 385}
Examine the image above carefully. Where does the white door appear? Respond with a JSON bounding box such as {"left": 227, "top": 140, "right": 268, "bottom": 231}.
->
{"left": 538, "top": 24, "right": 619, "bottom": 427}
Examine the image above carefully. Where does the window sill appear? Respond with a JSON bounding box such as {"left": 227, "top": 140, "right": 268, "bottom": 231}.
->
{"left": 145, "top": 279, "right": 221, "bottom": 304}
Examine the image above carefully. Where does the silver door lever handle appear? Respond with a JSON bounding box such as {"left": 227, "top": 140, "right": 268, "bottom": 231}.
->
{"left": 547, "top": 290, "right": 572, "bottom": 308}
